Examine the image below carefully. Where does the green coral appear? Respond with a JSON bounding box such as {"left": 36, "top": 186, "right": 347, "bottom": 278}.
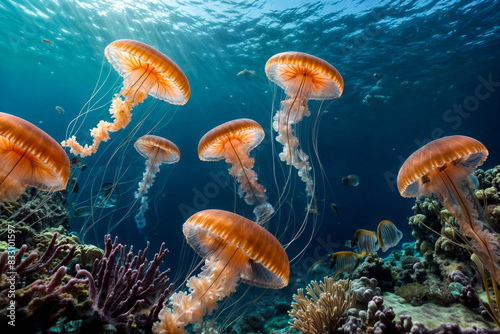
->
{"left": 394, "top": 283, "right": 428, "bottom": 306}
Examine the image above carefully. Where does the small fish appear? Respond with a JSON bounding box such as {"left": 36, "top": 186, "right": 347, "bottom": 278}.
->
{"left": 373, "top": 73, "right": 383, "bottom": 79}
{"left": 342, "top": 174, "right": 360, "bottom": 187}
{"left": 307, "top": 260, "right": 329, "bottom": 276}
{"left": 70, "top": 156, "right": 87, "bottom": 171}
{"left": 70, "top": 156, "right": 81, "bottom": 167}
{"left": 55, "top": 106, "right": 65, "bottom": 114}
{"left": 69, "top": 178, "right": 79, "bottom": 193}
{"left": 330, "top": 203, "right": 338, "bottom": 214}
{"left": 96, "top": 182, "right": 120, "bottom": 208}
{"left": 73, "top": 206, "right": 92, "bottom": 217}
{"left": 42, "top": 38, "right": 53, "bottom": 45}
{"left": 237, "top": 69, "right": 257, "bottom": 77}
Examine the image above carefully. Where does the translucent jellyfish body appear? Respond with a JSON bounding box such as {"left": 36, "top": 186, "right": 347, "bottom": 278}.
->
{"left": 62, "top": 39, "right": 190, "bottom": 157}
{"left": 397, "top": 135, "right": 499, "bottom": 282}
{"left": 134, "top": 135, "right": 180, "bottom": 232}
{"left": 265, "top": 52, "right": 343, "bottom": 199}
{"left": 153, "top": 210, "right": 289, "bottom": 333}
{"left": 198, "top": 118, "right": 274, "bottom": 225}
{"left": 0, "top": 112, "right": 70, "bottom": 203}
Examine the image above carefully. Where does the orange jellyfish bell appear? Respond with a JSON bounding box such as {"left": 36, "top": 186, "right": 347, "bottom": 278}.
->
{"left": 198, "top": 119, "right": 274, "bottom": 224}
{"left": 265, "top": 51, "right": 343, "bottom": 199}
{"left": 134, "top": 134, "right": 180, "bottom": 198}
{"left": 154, "top": 209, "right": 289, "bottom": 333}
{"left": 397, "top": 135, "right": 488, "bottom": 198}
{"left": 184, "top": 209, "right": 289, "bottom": 288}
{"left": 62, "top": 39, "right": 190, "bottom": 158}
{"left": 397, "top": 135, "right": 500, "bottom": 283}
{"left": 0, "top": 112, "right": 70, "bottom": 203}
{"left": 135, "top": 134, "right": 180, "bottom": 165}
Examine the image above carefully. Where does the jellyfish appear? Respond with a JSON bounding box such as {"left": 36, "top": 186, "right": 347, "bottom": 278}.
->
{"left": 342, "top": 174, "right": 360, "bottom": 187}
{"left": 265, "top": 52, "right": 343, "bottom": 200}
{"left": 345, "top": 229, "right": 379, "bottom": 254}
{"left": 397, "top": 135, "right": 499, "bottom": 283}
{"left": 376, "top": 220, "right": 403, "bottom": 252}
{"left": 0, "top": 112, "right": 70, "bottom": 203}
{"left": 198, "top": 118, "right": 274, "bottom": 225}
{"left": 134, "top": 135, "right": 180, "bottom": 233}
{"left": 153, "top": 209, "right": 289, "bottom": 333}
{"left": 62, "top": 39, "right": 190, "bottom": 158}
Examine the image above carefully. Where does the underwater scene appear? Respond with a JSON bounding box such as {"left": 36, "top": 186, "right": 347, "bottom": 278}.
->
{"left": 1, "top": 0, "right": 500, "bottom": 333}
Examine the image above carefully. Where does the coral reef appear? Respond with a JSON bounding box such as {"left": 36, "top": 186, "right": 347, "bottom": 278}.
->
{"left": 343, "top": 295, "right": 498, "bottom": 333}
{"left": 289, "top": 277, "right": 357, "bottom": 334}
{"left": 75, "top": 234, "right": 171, "bottom": 331}
{"left": 351, "top": 276, "right": 381, "bottom": 309}
{"left": 0, "top": 233, "right": 89, "bottom": 332}
{"left": 0, "top": 187, "right": 70, "bottom": 234}
{"left": 351, "top": 253, "right": 395, "bottom": 291}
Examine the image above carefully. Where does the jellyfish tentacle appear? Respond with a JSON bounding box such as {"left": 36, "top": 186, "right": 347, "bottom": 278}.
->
{"left": 62, "top": 88, "right": 147, "bottom": 158}
{"left": 273, "top": 95, "right": 314, "bottom": 198}
{"left": 437, "top": 168, "right": 500, "bottom": 282}
{"left": 226, "top": 138, "right": 267, "bottom": 206}
{"left": 198, "top": 119, "right": 274, "bottom": 224}
{"left": 62, "top": 39, "right": 190, "bottom": 158}
{"left": 135, "top": 160, "right": 160, "bottom": 199}
{"left": 265, "top": 52, "right": 343, "bottom": 203}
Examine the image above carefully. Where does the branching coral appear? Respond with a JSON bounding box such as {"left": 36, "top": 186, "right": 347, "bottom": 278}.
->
{"left": 75, "top": 234, "right": 172, "bottom": 329}
{"left": 289, "top": 277, "right": 356, "bottom": 334}
{"left": 0, "top": 232, "right": 87, "bottom": 331}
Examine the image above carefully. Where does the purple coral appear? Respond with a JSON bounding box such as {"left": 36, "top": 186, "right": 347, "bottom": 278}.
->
{"left": 0, "top": 232, "right": 84, "bottom": 331}
{"left": 75, "top": 235, "right": 172, "bottom": 328}
{"left": 346, "top": 296, "right": 498, "bottom": 334}
{"left": 0, "top": 232, "right": 76, "bottom": 279}
{"left": 448, "top": 270, "right": 469, "bottom": 286}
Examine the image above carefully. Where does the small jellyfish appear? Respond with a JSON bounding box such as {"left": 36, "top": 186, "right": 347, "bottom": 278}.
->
{"left": 198, "top": 118, "right": 273, "bottom": 225}
{"left": 0, "top": 112, "right": 70, "bottom": 203}
{"left": 377, "top": 220, "right": 403, "bottom": 252}
{"left": 62, "top": 39, "right": 190, "bottom": 157}
{"left": 265, "top": 52, "right": 343, "bottom": 200}
{"left": 342, "top": 174, "right": 360, "bottom": 187}
{"left": 134, "top": 135, "right": 180, "bottom": 233}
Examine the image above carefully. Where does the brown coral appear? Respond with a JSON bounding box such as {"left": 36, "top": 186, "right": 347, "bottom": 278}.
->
{"left": 289, "top": 277, "right": 356, "bottom": 334}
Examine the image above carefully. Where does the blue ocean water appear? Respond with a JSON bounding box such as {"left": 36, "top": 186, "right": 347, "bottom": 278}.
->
{"left": 1, "top": 0, "right": 499, "bottom": 283}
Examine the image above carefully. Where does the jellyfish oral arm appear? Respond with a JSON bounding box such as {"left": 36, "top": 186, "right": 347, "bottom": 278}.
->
{"left": 154, "top": 257, "right": 239, "bottom": 333}
{"left": 61, "top": 87, "right": 147, "bottom": 158}
{"left": 135, "top": 160, "right": 160, "bottom": 199}
{"left": 224, "top": 140, "right": 268, "bottom": 206}
{"left": 273, "top": 97, "right": 314, "bottom": 198}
